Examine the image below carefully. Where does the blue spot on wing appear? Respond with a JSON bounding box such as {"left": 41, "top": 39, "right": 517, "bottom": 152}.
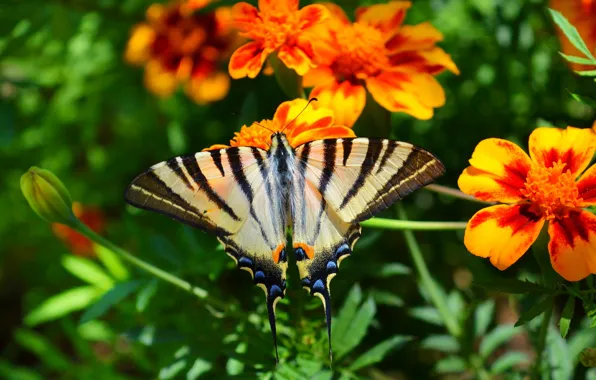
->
{"left": 326, "top": 261, "right": 337, "bottom": 272}
{"left": 255, "top": 271, "right": 265, "bottom": 281}
{"left": 313, "top": 279, "right": 325, "bottom": 293}
{"left": 239, "top": 257, "right": 253, "bottom": 266}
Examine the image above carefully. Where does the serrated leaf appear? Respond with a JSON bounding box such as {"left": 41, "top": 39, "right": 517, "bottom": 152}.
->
{"left": 24, "top": 286, "right": 100, "bottom": 326}
{"left": 559, "top": 52, "right": 596, "bottom": 65}
{"left": 472, "top": 278, "right": 547, "bottom": 294}
{"left": 348, "top": 335, "right": 412, "bottom": 371}
{"left": 136, "top": 279, "right": 158, "bottom": 312}
{"left": 421, "top": 334, "right": 460, "bottom": 353}
{"left": 13, "top": 329, "right": 70, "bottom": 370}
{"left": 335, "top": 296, "right": 376, "bottom": 359}
{"left": 490, "top": 351, "right": 530, "bottom": 374}
{"left": 94, "top": 244, "right": 129, "bottom": 281}
{"left": 479, "top": 324, "right": 518, "bottom": 358}
{"left": 61, "top": 255, "right": 113, "bottom": 289}
{"left": 474, "top": 300, "right": 495, "bottom": 337}
{"left": 409, "top": 307, "right": 443, "bottom": 326}
{"left": 549, "top": 8, "right": 596, "bottom": 61}
{"left": 372, "top": 290, "right": 404, "bottom": 307}
{"left": 515, "top": 296, "right": 553, "bottom": 327}
{"left": 435, "top": 356, "right": 466, "bottom": 374}
{"left": 560, "top": 296, "right": 575, "bottom": 339}
{"left": 570, "top": 92, "right": 596, "bottom": 108}
{"left": 79, "top": 281, "right": 142, "bottom": 324}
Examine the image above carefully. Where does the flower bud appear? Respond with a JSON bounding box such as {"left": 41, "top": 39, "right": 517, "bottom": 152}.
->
{"left": 581, "top": 348, "right": 596, "bottom": 367}
{"left": 21, "top": 167, "right": 76, "bottom": 225}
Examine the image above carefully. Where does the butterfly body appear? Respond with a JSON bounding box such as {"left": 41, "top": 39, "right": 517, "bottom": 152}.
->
{"left": 125, "top": 133, "right": 445, "bottom": 360}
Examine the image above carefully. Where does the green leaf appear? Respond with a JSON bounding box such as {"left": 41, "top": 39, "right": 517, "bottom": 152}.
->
{"left": 136, "top": 279, "right": 158, "bottom": 312}
{"left": 559, "top": 52, "right": 596, "bottom": 65}
{"left": 371, "top": 290, "right": 404, "bottom": 308}
{"left": 379, "top": 262, "right": 412, "bottom": 277}
{"left": 269, "top": 52, "right": 305, "bottom": 99}
{"left": 61, "top": 255, "right": 114, "bottom": 289}
{"left": 348, "top": 335, "right": 412, "bottom": 371}
{"left": 479, "top": 325, "right": 519, "bottom": 358}
{"left": 238, "top": 91, "right": 258, "bottom": 129}
{"left": 24, "top": 286, "right": 100, "bottom": 326}
{"left": 187, "top": 358, "right": 212, "bottom": 380}
{"left": 409, "top": 307, "right": 444, "bottom": 326}
{"left": 559, "top": 296, "right": 575, "bottom": 339}
{"left": 577, "top": 70, "right": 596, "bottom": 76}
{"left": 490, "top": 351, "right": 530, "bottom": 374}
{"left": 13, "top": 329, "right": 70, "bottom": 370}
{"left": 472, "top": 277, "right": 547, "bottom": 294}
{"left": 435, "top": 356, "right": 467, "bottom": 374}
{"left": 77, "top": 320, "right": 114, "bottom": 342}
{"left": 570, "top": 92, "right": 596, "bottom": 108}
{"left": 332, "top": 284, "right": 362, "bottom": 347}
{"left": 421, "top": 335, "right": 460, "bottom": 353}
{"left": 335, "top": 296, "right": 376, "bottom": 359}
{"left": 447, "top": 291, "right": 465, "bottom": 317}
{"left": 95, "top": 244, "right": 129, "bottom": 281}
{"left": 474, "top": 300, "right": 495, "bottom": 337}
{"left": 0, "top": 359, "right": 44, "bottom": 380}
{"left": 515, "top": 295, "right": 553, "bottom": 327}
{"left": 79, "top": 281, "right": 142, "bottom": 324}
{"left": 549, "top": 8, "right": 596, "bottom": 61}
{"left": 159, "top": 359, "right": 188, "bottom": 380}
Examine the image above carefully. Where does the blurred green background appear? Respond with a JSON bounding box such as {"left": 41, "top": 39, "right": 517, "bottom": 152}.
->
{"left": 2, "top": 0, "right": 596, "bottom": 378}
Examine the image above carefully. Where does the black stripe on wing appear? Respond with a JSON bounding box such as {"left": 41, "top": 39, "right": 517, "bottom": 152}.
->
{"left": 339, "top": 140, "right": 383, "bottom": 209}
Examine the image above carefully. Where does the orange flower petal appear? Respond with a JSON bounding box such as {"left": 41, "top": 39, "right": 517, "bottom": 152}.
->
{"left": 125, "top": 24, "right": 156, "bottom": 65}
{"left": 278, "top": 40, "right": 315, "bottom": 76}
{"left": 464, "top": 204, "right": 544, "bottom": 270}
{"left": 203, "top": 144, "right": 230, "bottom": 151}
{"left": 258, "top": 0, "right": 298, "bottom": 12}
{"left": 302, "top": 66, "right": 335, "bottom": 88}
{"left": 232, "top": 2, "right": 261, "bottom": 32}
{"left": 386, "top": 22, "right": 444, "bottom": 53}
{"left": 318, "top": 2, "right": 351, "bottom": 25}
{"left": 185, "top": 71, "right": 230, "bottom": 104}
{"left": 366, "top": 72, "right": 433, "bottom": 120}
{"left": 298, "top": 4, "right": 328, "bottom": 30}
{"left": 529, "top": 126, "right": 596, "bottom": 178}
{"left": 548, "top": 210, "right": 596, "bottom": 281}
{"left": 458, "top": 138, "right": 531, "bottom": 203}
{"left": 229, "top": 41, "right": 269, "bottom": 79}
{"left": 144, "top": 60, "right": 179, "bottom": 97}
{"left": 577, "top": 164, "right": 596, "bottom": 206}
{"left": 310, "top": 80, "right": 366, "bottom": 128}
{"left": 355, "top": 1, "right": 411, "bottom": 35}
{"left": 291, "top": 126, "right": 355, "bottom": 147}
{"left": 414, "top": 47, "right": 460, "bottom": 75}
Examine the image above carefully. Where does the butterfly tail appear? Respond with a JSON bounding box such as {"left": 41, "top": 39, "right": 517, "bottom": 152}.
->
{"left": 266, "top": 294, "right": 280, "bottom": 362}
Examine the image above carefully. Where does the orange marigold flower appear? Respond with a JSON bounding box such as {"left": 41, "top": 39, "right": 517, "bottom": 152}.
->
{"left": 458, "top": 126, "right": 596, "bottom": 281}
{"left": 303, "top": 1, "right": 458, "bottom": 127}
{"left": 125, "top": 1, "right": 238, "bottom": 104}
{"left": 551, "top": 0, "right": 596, "bottom": 70}
{"left": 204, "top": 98, "right": 355, "bottom": 151}
{"left": 228, "top": 0, "right": 328, "bottom": 79}
{"left": 52, "top": 203, "right": 105, "bottom": 257}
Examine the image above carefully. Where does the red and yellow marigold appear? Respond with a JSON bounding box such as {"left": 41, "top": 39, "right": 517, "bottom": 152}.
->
{"left": 551, "top": 0, "right": 596, "bottom": 70}
{"left": 458, "top": 126, "right": 596, "bottom": 281}
{"left": 228, "top": 0, "right": 329, "bottom": 79}
{"left": 205, "top": 98, "right": 355, "bottom": 151}
{"left": 303, "top": 1, "right": 458, "bottom": 127}
{"left": 53, "top": 203, "right": 105, "bottom": 257}
{"left": 125, "top": 1, "right": 238, "bottom": 104}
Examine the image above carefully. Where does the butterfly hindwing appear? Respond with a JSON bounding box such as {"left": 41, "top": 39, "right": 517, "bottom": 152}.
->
{"left": 291, "top": 138, "right": 445, "bottom": 357}
{"left": 125, "top": 147, "right": 288, "bottom": 359}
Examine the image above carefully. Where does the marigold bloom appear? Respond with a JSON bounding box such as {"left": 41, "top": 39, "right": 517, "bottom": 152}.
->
{"left": 458, "top": 126, "right": 596, "bottom": 281}
{"left": 125, "top": 1, "right": 237, "bottom": 104}
{"left": 205, "top": 98, "right": 355, "bottom": 151}
{"left": 53, "top": 203, "right": 105, "bottom": 257}
{"left": 228, "top": 0, "right": 328, "bottom": 79}
{"left": 551, "top": 0, "right": 596, "bottom": 70}
{"left": 302, "top": 1, "right": 458, "bottom": 127}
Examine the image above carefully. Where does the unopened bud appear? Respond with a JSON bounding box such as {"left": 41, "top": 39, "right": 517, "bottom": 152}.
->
{"left": 21, "top": 167, "right": 76, "bottom": 225}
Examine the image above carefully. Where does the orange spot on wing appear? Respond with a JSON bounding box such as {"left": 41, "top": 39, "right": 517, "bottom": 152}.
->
{"left": 293, "top": 242, "right": 314, "bottom": 260}
{"left": 272, "top": 244, "right": 286, "bottom": 263}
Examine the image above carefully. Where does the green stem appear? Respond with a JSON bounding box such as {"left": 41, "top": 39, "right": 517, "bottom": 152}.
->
{"left": 533, "top": 307, "right": 552, "bottom": 379}
{"left": 75, "top": 221, "right": 231, "bottom": 312}
{"left": 362, "top": 218, "right": 467, "bottom": 230}
{"left": 425, "top": 184, "right": 495, "bottom": 205}
{"left": 398, "top": 206, "right": 462, "bottom": 338}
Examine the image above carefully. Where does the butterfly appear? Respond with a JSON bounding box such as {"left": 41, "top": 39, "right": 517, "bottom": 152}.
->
{"left": 125, "top": 126, "right": 445, "bottom": 361}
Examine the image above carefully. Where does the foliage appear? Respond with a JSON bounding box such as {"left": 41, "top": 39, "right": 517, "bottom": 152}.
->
{"left": 4, "top": 0, "right": 596, "bottom": 379}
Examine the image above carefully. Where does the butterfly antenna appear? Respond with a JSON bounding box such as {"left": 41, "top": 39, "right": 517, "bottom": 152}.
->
{"left": 252, "top": 121, "right": 275, "bottom": 133}
{"left": 280, "top": 97, "right": 318, "bottom": 134}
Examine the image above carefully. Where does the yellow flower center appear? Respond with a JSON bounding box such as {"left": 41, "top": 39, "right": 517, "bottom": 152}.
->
{"left": 331, "top": 22, "right": 390, "bottom": 80}
{"left": 520, "top": 161, "right": 582, "bottom": 220}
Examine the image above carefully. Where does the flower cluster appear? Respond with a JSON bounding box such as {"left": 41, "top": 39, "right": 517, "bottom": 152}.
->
{"left": 125, "top": 1, "right": 238, "bottom": 104}
{"left": 458, "top": 126, "right": 596, "bottom": 281}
